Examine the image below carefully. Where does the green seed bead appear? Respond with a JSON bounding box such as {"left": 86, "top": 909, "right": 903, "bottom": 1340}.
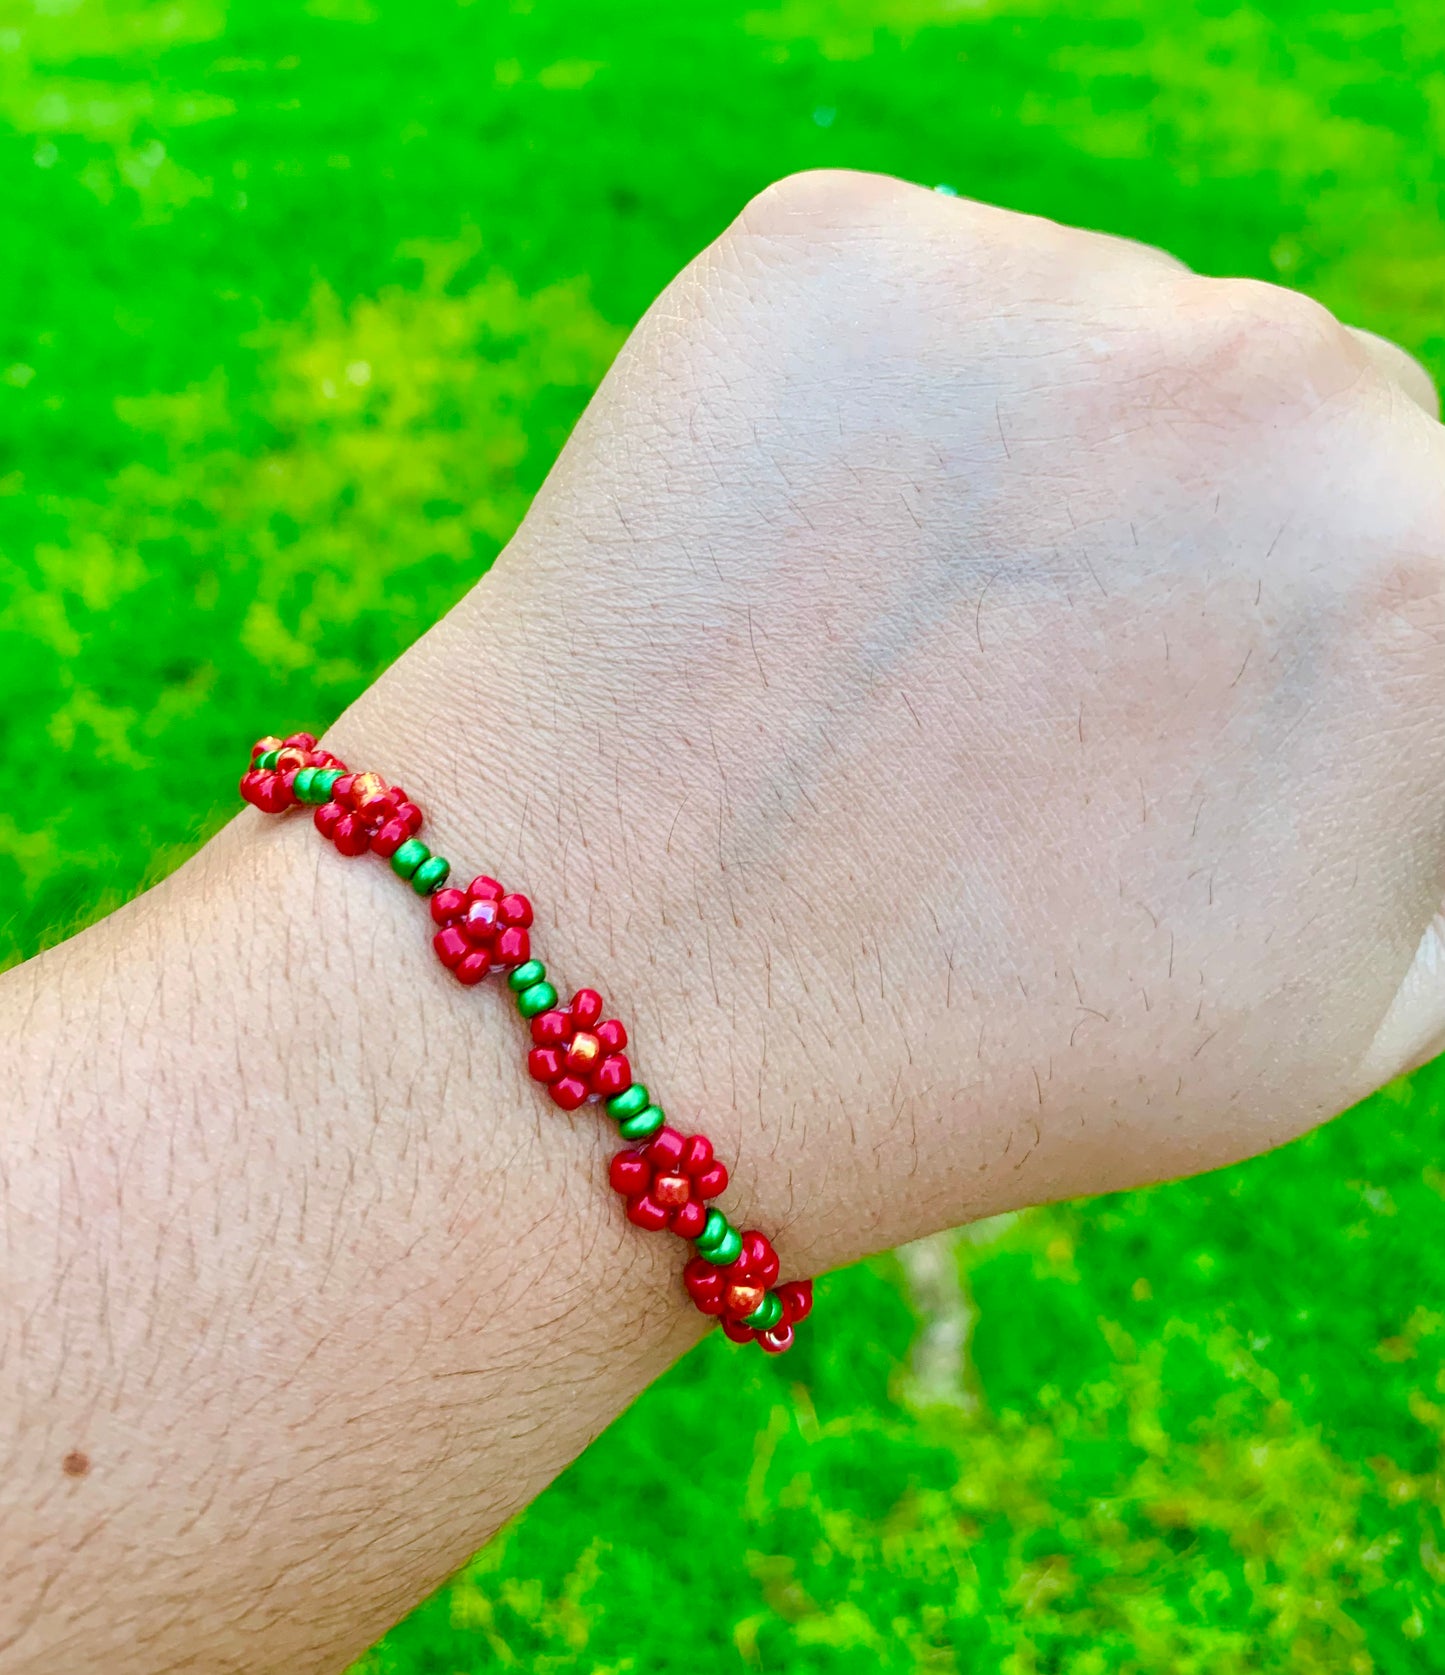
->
{"left": 256, "top": 748, "right": 280, "bottom": 771}
{"left": 696, "top": 1223, "right": 732, "bottom": 1259}
{"left": 702, "top": 1227, "right": 743, "bottom": 1267}
{"left": 411, "top": 855, "right": 451, "bottom": 895}
{"left": 312, "top": 768, "right": 342, "bottom": 801}
{"left": 606, "top": 1084, "right": 650, "bottom": 1121}
{"left": 618, "top": 1104, "right": 666, "bottom": 1141}
{"left": 292, "top": 766, "right": 317, "bottom": 802}
{"left": 742, "top": 1292, "right": 784, "bottom": 1331}
{"left": 508, "top": 960, "right": 547, "bottom": 993}
{"left": 390, "top": 838, "right": 430, "bottom": 880}
{"left": 695, "top": 1208, "right": 730, "bottom": 1251}
{"left": 516, "top": 981, "right": 558, "bottom": 1019}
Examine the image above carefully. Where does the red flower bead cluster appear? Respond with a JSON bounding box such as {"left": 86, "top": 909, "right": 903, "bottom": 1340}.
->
{"left": 239, "top": 732, "right": 343, "bottom": 812}
{"left": 685, "top": 1232, "right": 813, "bottom": 1355}
{"left": 430, "top": 877, "right": 535, "bottom": 985}
{"left": 314, "top": 770, "right": 424, "bottom": 859}
{"left": 527, "top": 988, "right": 632, "bottom": 1110}
{"left": 240, "top": 730, "right": 813, "bottom": 1356}
{"left": 609, "top": 1125, "right": 728, "bottom": 1238}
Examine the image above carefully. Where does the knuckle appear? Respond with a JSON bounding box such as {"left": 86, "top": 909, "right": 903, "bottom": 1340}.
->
{"left": 730, "top": 169, "right": 927, "bottom": 246}
{"left": 1178, "top": 276, "right": 1360, "bottom": 386}
{"left": 705, "top": 171, "right": 935, "bottom": 325}
{"left": 1221, "top": 277, "right": 1349, "bottom": 348}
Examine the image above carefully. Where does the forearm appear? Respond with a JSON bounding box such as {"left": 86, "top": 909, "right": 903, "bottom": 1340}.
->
{"left": 0, "top": 489, "right": 1026, "bottom": 1669}
{"left": 0, "top": 529, "right": 917, "bottom": 1674}
{"left": 0, "top": 781, "right": 686, "bottom": 1670}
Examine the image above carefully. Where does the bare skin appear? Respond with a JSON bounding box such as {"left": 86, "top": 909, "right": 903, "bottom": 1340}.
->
{"left": 3, "top": 171, "right": 1444, "bottom": 1673}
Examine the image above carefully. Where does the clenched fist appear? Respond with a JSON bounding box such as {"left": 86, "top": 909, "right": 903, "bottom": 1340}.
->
{"left": 349, "top": 168, "right": 1445, "bottom": 1261}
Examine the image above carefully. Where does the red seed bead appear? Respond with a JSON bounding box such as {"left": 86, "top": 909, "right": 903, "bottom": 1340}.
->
{"left": 721, "top": 1318, "right": 757, "bottom": 1345}
{"left": 251, "top": 735, "right": 283, "bottom": 762}
{"left": 275, "top": 745, "right": 308, "bottom": 772}
{"left": 647, "top": 1128, "right": 686, "bottom": 1170}
{"left": 609, "top": 1152, "right": 650, "bottom": 1195}
{"left": 495, "top": 926, "right": 530, "bottom": 967}
{"left": 529, "top": 1047, "right": 564, "bottom": 1082}
{"left": 694, "top": 1161, "right": 728, "bottom": 1198}
{"left": 372, "top": 817, "right": 412, "bottom": 858}
{"left": 627, "top": 1193, "right": 670, "bottom": 1232}
{"left": 455, "top": 951, "right": 491, "bottom": 985}
{"left": 331, "top": 774, "right": 355, "bottom": 805}
{"left": 332, "top": 812, "right": 370, "bottom": 856}
{"left": 550, "top": 1075, "right": 589, "bottom": 1111}
{"left": 684, "top": 1258, "right": 726, "bottom": 1313}
{"left": 679, "top": 1135, "right": 713, "bottom": 1173}
{"left": 760, "top": 1323, "right": 795, "bottom": 1355}
{"left": 467, "top": 876, "right": 503, "bottom": 902}
{"left": 314, "top": 801, "right": 342, "bottom": 838}
{"left": 531, "top": 1011, "right": 571, "bottom": 1049}
{"left": 463, "top": 898, "right": 499, "bottom": 940}
{"left": 430, "top": 887, "right": 466, "bottom": 925}
{"left": 254, "top": 773, "right": 290, "bottom": 813}
{"left": 596, "top": 1018, "right": 627, "bottom": 1052}
{"left": 738, "top": 1230, "right": 780, "bottom": 1285}
{"left": 672, "top": 1199, "right": 708, "bottom": 1239}
{"left": 594, "top": 1054, "right": 632, "bottom": 1097}
{"left": 282, "top": 732, "right": 316, "bottom": 750}
{"left": 776, "top": 1280, "right": 813, "bottom": 1324}
{"left": 499, "top": 893, "right": 533, "bottom": 928}
{"left": 571, "top": 989, "right": 604, "bottom": 1030}
{"left": 433, "top": 926, "right": 470, "bottom": 969}
{"left": 395, "top": 802, "right": 424, "bottom": 835}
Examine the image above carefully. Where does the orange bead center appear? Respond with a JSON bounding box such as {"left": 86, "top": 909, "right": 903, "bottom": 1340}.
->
{"left": 725, "top": 1283, "right": 764, "bottom": 1316}
{"left": 351, "top": 770, "right": 388, "bottom": 806}
{"left": 565, "top": 1032, "right": 602, "bottom": 1072}
{"left": 653, "top": 1173, "right": 691, "bottom": 1207}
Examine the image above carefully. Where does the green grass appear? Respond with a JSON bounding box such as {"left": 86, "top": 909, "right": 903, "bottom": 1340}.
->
{"left": 4, "top": 0, "right": 1445, "bottom": 1667}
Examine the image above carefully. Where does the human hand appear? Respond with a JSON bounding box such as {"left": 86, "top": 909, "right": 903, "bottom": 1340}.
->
{"left": 341, "top": 168, "right": 1445, "bottom": 1271}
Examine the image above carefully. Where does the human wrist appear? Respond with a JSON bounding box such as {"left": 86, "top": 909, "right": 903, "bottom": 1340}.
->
{"left": 201, "top": 797, "right": 714, "bottom": 1358}
{"left": 236, "top": 712, "right": 815, "bottom": 1349}
{"left": 318, "top": 553, "right": 893, "bottom": 1286}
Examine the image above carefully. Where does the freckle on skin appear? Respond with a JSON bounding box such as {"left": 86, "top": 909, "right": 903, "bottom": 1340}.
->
{"left": 61, "top": 1450, "right": 90, "bottom": 1478}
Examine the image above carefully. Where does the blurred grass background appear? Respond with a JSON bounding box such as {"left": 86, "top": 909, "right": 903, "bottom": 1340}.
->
{"left": 2, "top": 0, "right": 1444, "bottom": 1668}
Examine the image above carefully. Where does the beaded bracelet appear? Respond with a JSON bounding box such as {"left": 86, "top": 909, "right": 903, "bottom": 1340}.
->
{"left": 240, "top": 731, "right": 812, "bottom": 1354}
